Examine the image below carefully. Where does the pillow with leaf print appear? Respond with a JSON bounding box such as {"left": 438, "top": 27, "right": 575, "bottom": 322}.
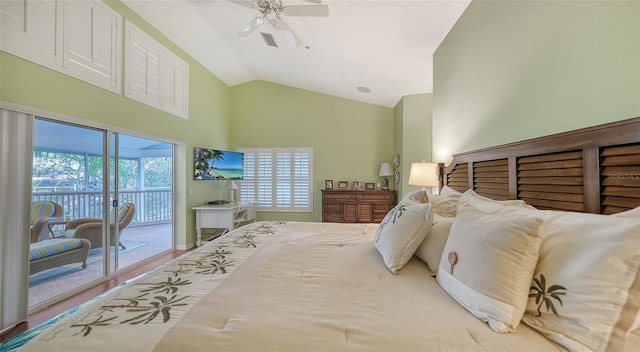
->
{"left": 519, "top": 210, "right": 640, "bottom": 352}
{"left": 374, "top": 199, "right": 433, "bottom": 275}
{"left": 457, "top": 195, "right": 640, "bottom": 352}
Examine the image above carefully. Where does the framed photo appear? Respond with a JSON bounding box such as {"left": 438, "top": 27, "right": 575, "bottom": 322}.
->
{"left": 324, "top": 180, "right": 333, "bottom": 190}
{"left": 338, "top": 181, "right": 349, "bottom": 189}
{"left": 365, "top": 182, "right": 375, "bottom": 190}
{"left": 353, "top": 181, "right": 365, "bottom": 190}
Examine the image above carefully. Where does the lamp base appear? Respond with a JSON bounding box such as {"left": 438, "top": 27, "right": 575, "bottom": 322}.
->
{"left": 382, "top": 177, "right": 390, "bottom": 190}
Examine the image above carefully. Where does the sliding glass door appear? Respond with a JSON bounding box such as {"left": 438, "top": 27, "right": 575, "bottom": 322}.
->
{"left": 109, "top": 132, "right": 174, "bottom": 273}
{"left": 29, "top": 118, "right": 174, "bottom": 308}
{"left": 30, "top": 119, "right": 106, "bottom": 307}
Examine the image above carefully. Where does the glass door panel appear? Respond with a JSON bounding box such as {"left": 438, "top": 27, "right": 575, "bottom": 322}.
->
{"left": 111, "top": 133, "right": 174, "bottom": 273}
{"left": 29, "top": 118, "right": 107, "bottom": 308}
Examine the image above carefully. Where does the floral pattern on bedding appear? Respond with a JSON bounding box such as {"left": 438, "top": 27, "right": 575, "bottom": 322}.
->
{"left": 33, "top": 222, "right": 285, "bottom": 342}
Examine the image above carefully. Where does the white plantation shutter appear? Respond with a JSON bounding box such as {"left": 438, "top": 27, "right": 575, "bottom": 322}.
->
{"left": 63, "top": 0, "right": 121, "bottom": 92}
{"left": 125, "top": 21, "right": 161, "bottom": 106}
{"left": 0, "top": 0, "right": 59, "bottom": 67}
{"left": 0, "top": 0, "right": 122, "bottom": 94}
{"left": 240, "top": 148, "right": 313, "bottom": 212}
{"left": 124, "top": 21, "right": 189, "bottom": 119}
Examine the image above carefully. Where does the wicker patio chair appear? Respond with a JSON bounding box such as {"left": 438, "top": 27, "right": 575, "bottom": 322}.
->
{"left": 30, "top": 200, "right": 64, "bottom": 243}
{"left": 64, "top": 202, "right": 135, "bottom": 250}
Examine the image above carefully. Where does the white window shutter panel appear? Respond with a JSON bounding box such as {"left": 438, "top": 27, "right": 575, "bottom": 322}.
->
{"left": 0, "top": 0, "right": 59, "bottom": 69}
{"left": 125, "top": 20, "right": 160, "bottom": 106}
{"left": 63, "top": 0, "right": 121, "bottom": 93}
{"left": 125, "top": 21, "right": 189, "bottom": 119}
{"left": 159, "top": 48, "right": 189, "bottom": 119}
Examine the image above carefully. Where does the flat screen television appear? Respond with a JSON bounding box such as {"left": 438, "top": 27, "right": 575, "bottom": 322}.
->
{"left": 194, "top": 147, "right": 244, "bottom": 180}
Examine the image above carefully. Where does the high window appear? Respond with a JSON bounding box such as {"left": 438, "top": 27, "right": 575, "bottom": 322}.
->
{"left": 239, "top": 148, "right": 313, "bottom": 212}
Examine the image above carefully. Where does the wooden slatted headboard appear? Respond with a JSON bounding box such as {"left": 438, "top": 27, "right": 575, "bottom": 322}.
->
{"left": 439, "top": 116, "right": 640, "bottom": 214}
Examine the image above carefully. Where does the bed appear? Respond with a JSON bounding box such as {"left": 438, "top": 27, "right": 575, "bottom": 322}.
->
{"left": 17, "top": 117, "right": 640, "bottom": 351}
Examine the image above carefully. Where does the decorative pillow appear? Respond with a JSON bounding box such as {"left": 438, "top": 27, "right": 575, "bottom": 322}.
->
{"left": 440, "top": 185, "right": 462, "bottom": 195}
{"left": 414, "top": 215, "right": 454, "bottom": 276}
{"left": 402, "top": 189, "right": 429, "bottom": 203}
{"left": 613, "top": 206, "right": 640, "bottom": 331}
{"left": 519, "top": 211, "right": 640, "bottom": 352}
{"left": 436, "top": 207, "right": 543, "bottom": 333}
{"left": 374, "top": 200, "right": 433, "bottom": 274}
{"left": 457, "top": 194, "right": 640, "bottom": 351}
{"left": 430, "top": 193, "right": 461, "bottom": 218}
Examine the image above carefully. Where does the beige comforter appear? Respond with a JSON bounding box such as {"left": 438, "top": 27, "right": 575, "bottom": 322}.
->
{"left": 22, "top": 221, "right": 565, "bottom": 351}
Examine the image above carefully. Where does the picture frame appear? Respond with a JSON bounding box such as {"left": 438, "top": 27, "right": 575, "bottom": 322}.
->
{"left": 365, "top": 182, "right": 375, "bottom": 190}
{"left": 353, "top": 181, "right": 365, "bottom": 190}
{"left": 324, "top": 180, "right": 333, "bottom": 190}
{"left": 338, "top": 181, "right": 349, "bottom": 189}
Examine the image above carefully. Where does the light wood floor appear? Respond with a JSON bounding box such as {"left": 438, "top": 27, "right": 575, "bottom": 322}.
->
{"left": 0, "top": 250, "right": 185, "bottom": 342}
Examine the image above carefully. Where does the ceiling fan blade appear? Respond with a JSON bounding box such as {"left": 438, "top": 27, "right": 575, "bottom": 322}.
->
{"left": 276, "top": 21, "right": 303, "bottom": 47}
{"left": 237, "top": 16, "right": 266, "bottom": 37}
{"left": 226, "top": 0, "right": 256, "bottom": 9}
{"left": 284, "top": 4, "right": 328, "bottom": 17}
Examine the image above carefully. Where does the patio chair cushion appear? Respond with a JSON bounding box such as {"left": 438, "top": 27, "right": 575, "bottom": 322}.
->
{"left": 30, "top": 201, "right": 59, "bottom": 225}
{"left": 30, "top": 238, "right": 85, "bottom": 261}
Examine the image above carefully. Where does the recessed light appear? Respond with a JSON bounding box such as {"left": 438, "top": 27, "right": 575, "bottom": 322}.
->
{"left": 357, "top": 86, "right": 371, "bottom": 93}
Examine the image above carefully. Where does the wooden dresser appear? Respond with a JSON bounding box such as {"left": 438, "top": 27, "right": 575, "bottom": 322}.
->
{"left": 321, "top": 189, "right": 397, "bottom": 223}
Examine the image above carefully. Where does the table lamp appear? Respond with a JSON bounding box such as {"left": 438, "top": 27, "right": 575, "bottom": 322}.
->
{"left": 378, "top": 162, "right": 394, "bottom": 190}
{"left": 227, "top": 180, "right": 239, "bottom": 202}
{"left": 408, "top": 162, "right": 438, "bottom": 193}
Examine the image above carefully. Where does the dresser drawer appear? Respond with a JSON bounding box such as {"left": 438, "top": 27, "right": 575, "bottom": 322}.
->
{"left": 358, "top": 193, "right": 392, "bottom": 201}
{"left": 324, "top": 193, "right": 357, "bottom": 200}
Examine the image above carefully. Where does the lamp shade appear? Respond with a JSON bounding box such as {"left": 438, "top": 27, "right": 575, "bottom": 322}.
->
{"left": 378, "top": 163, "right": 394, "bottom": 177}
{"left": 408, "top": 162, "right": 438, "bottom": 187}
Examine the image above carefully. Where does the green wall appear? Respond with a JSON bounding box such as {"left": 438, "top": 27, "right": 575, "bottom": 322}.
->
{"left": 433, "top": 0, "right": 640, "bottom": 163}
{"left": 393, "top": 94, "right": 433, "bottom": 197}
{"left": 0, "top": 0, "right": 231, "bottom": 247}
{"left": 230, "top": 80, "right": 394, "bottom": 222}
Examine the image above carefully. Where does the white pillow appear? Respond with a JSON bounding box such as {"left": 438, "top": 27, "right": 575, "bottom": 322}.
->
{"left": 374, "top": 200, "right": 433, "bottom": 274}
{"left": 613, "top": 206, "right": 640, "bottom": 332}
{"left": 402, "top": 189, "right": 429, "bottom": 203}
{"left": 414, "top": 215, "right": 454, "bottom": 276}
{"left": 436, "top": 207, "right": 543, "bottom": 333}
{"left": 440, "top": 185, "right": 462, "bottom": 195}
{"left": 456, "top": 189, "right": 535, "bottom": 215}
{"left": 458, "top": 191, "right": 640, "bottom": 351}
{"left": 430, "top": 193, "right": 461, "bottom": 218}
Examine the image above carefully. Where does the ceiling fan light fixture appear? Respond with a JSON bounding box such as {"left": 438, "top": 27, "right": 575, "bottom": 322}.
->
{"left": 357, "top": 86, "right": 371, "bottom": 93}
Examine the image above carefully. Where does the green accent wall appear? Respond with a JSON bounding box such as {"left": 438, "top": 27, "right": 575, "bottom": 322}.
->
{"left": 433, "top": 0, "right": 640, "bottom": 163}
{"left": 0, "top": 1, "right": 231, "bottom": 247}
{"left": 229, "top": 80, "right": 394, "bottom": 222}
{"left": 393, "top": 93, "right": 433, "bottom": 197}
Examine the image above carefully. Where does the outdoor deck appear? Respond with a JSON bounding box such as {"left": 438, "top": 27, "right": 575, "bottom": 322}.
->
{"left": 28, "top": 222, "right": 173, "bottom": 308}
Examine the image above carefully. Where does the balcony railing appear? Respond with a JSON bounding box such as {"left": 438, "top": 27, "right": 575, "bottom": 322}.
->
{"left": 33, "top": 189, "right": 172, "bottom": 226}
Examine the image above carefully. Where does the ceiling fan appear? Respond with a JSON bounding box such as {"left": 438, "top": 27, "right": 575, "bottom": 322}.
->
{"left": 227, "top": 0, "right": 329, "bottom": 47}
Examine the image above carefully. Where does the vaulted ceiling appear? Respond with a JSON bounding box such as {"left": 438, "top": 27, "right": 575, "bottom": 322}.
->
{"left": 122, "top": 0, "right": 471, "bottom": 108}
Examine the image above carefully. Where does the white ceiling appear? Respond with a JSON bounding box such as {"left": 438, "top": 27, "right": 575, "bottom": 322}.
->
{"left": 122, "top": 0, "right": 471, "bottom": 108}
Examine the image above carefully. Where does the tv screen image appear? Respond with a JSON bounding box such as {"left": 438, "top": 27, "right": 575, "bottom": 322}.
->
{"left": 194, "top": 148, "right": 244, "bottom": 180}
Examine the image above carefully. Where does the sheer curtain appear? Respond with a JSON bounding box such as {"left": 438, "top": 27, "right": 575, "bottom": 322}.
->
{"left": 0, "top": 108, "right": 33, "bottom": 332}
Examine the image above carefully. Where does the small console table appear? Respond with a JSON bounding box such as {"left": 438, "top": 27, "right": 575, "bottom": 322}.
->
{"left": 192, "top": 201, "right": 256, "bottom": 246}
